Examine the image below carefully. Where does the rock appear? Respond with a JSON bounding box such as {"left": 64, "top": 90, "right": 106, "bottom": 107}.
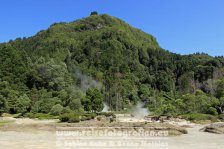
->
{"left": 201, "top": 122, "right": 224, "bottom": 134}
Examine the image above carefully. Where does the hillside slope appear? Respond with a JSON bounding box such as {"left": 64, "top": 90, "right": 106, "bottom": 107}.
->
{"left": 1, "top": 13, "right": 224, "bottom": 115}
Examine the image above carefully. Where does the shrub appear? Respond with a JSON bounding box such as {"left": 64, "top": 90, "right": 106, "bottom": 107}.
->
{"left": 50, "top": 104, "right": 63, "bottom": 115}
{"left": 31, "top": 101, "right": 41, "bottom": 114}
{"left": 61, "top": 107, "right": 73, "bottom": 114}
{"left": 80, "top": 116, "right": 88, "bottom": 121}
{"left": 181, "top": 113, "right": 217, "bottom": 122}
{"left": 98, "top": 112, "right": 115, "bottom": 118}
{"left": 206, "top": 107, "right": 218, "bottom": 115}
{"left": 14, "top": 94, "right": 31, "bottom": 114}
{"left": 83, "top": 113, "right": 97, "bottom": 119}
{"left": 59, "top": 113, "right": 73, "bottom": 122}
{"left": 69, "top": 98, "right": 82, "bottom": 112}
{"left": 68, "top": 116, "right": 80, "bottom": 123}
{"left": 0, "top": 95, "right": 7, "bottom": 116}
{"left": 59, "top": 113, "right": 80, "bottom": 123}
{"left": 218, "top": 114, "right": 224, "bottom": 121}
{"left": 38, "top": 98, "right": 58, "bottom": 113}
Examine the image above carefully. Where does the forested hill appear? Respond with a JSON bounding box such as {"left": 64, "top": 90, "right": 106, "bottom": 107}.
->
{"left": 1, "top": 12, "right": 224, "bottom": 116}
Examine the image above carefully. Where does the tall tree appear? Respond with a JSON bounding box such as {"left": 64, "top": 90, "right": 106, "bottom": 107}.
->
{"left": 83, "top": 88, "right": 103, "bottom": 112}
{"left": 0, "top": 95, "right": 7, "bottom": 116}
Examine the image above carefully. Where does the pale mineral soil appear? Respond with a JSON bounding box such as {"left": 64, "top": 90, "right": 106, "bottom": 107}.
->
{"left": 167, "top": 125, "right": 224, "bottom": 149}
{"left": 0, "top": 117, "right": 224, "bottom": 149}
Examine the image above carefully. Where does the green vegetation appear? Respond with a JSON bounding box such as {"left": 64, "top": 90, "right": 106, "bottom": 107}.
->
{"left": 50, "top": 104, "right": 64, "bottom": 115}
{"left": 59, "top": 112, "right": 97, "bottom": 123}
{"left": 180, "top": 113, "right": 218, "bottom": 122}
{"left": 90, "top": 11, "right": 98, "bottom": 16}
{"left": 98, "top": 112, "right": 116, "bottom": 118}
{"left": 82, "top": 88, "right": 103, "bottom": 112}
{"left": 218, "top": 114, "right": 224, "bottom": 121}
{"left": 0, "top": 13, "right": 224, "bottom": 120}
{"left": 0, "top": 95, "right": 7, "bottom": 116}
{"left": 14, "top": 94, "right": 31, "bottom": 114}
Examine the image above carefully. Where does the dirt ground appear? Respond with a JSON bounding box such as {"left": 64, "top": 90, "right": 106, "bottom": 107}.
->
{"left": 0, "top": 117, "right": 224, "bottom": 149}
{"left": 168, "top": 126, "right": 224, "bottom": 149}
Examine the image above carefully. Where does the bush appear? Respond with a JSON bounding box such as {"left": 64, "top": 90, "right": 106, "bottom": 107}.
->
{"left": 31, "top": 98, "right": 59, "bottom": 114}
{"left": 80, "top": 116, "right": 88, "bottom": 121}
{"left": 59, "top": 113, "right": 73, "bottom": 122}
{"left": 0, "top": 95, "right": 7, "bottom": 116}
{"left": 69, "top": 98, "right": 83, "bottom": 112}
{"left": 98, "top": 112, "right": 115, "bottom": 118}
{"left": 218, "top": 114, "right": 224, "bottom": 121}
{"left": 206, "top": 107, "right": 218, "bottom": 115}
{"left": 83, "top": 113, "right": 97, "bottom": 119}
{"left": 80, "top": 115, "right": 94, "bottom": 121}
{"left": 59, "top": 113, "right": 80, "bottom": 123}
{"left": 50, "top": 104, "right": 63, "bottom": 115}
{"left": 14, "top": 94, "right": 31, "bottom": 114}
{"left": 61, "top": 107, "right": 73, "bottom": 114}
{"left": 181, "top": 113, "right": 217, "bottom": 122}
{"left": 68, "top": 116, "right": 80, "bottom": 123}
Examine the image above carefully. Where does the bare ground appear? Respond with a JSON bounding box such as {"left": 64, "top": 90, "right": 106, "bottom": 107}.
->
{"left": 0, "top": 117, "right": 223, "bottom": 149}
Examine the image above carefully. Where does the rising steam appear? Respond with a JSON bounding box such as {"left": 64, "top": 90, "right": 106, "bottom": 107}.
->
{"left": 72, "top": 65, "right": 102, "bottom": 91}
{"left": 131, "top": 102, "right": 150, "bottom": 118}
{"left": 102, "top": 103, "right": 110, "bottom": 112}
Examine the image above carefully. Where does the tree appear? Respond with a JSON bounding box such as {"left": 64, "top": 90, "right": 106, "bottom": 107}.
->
{"left": 82, "top": 97, "right": 91, "bottom": 112}
{"left": 216, "top": 97, "right": 224, "bottom": 114}
{"left": 50, "top": 104, "right": 63, "bottom": 115}
{"left": 39, "top": 97, "right": 59, "bottom": 113}
{"left": 202, "top": 79, "right": 217, "bottom": 95}
{"left": 0, "top": 95, "right": 7, "bottom": 116}
{"left": 83, "top": 88, "right": 103, "bottom": 112}
{"left": 7, "top": 90, "right": 19, "bottom": 113}
{"left": 1, "top": 13, "right": 224, "bottom": 118}
{"left": 31, "top": 89, "right": 59, "bottom": 113}
{"left": 90, "top": 11, "right": 98, "bottom": 16}
{"left": 138, "top": 84, "right": 151, "bottom": 101}
{"left": 14, "top": 94, "right": 31, "bottom": 114}
{"left": 69, "top": 98, "right": 82, "bottom": 112}
{"left": 154, "top": 71, "right": 172, "bottom": 92}
{"left": 178, "top": 72, "right": 195, "bottom": 94}
{"left": 91, "top": 92, "right": 104, "bottom": 112}
{"left": 216, "top": 79, "right": 224, "bottom": 98}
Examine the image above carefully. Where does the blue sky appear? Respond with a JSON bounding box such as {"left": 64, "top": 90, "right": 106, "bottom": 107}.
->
{"left": 0, "top": 0, "right": 223, "bottom": 56}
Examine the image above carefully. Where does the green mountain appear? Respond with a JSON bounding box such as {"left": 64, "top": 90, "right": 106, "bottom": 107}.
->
{"left": 1, "top": 13, "right": 224, "bottom": 116}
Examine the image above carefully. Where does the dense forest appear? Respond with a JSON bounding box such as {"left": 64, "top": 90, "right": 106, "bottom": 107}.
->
{"left": 1, "top": 12, "right": 224, "bottom": 120}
